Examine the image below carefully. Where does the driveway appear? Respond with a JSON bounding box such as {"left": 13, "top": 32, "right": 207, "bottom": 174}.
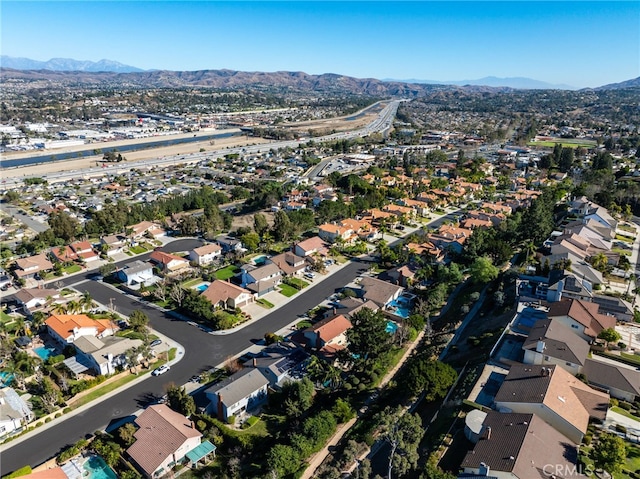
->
{"left": 0, "top": 260, "right": 368, "bottom": 475}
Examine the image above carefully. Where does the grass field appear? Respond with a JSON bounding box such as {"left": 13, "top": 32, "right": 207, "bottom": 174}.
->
{"left": 278, "top": 284, "right": 298, "bottom": 297}
{"left": 611, "top": 406, "right": 640, "bottom": 422}
{"left": 214, "top": 265, "right": 239, "bottom": 280}
{"left": 256, "top": 298, "right": 274, "bottom": 309}
{"left": 129, "top": 245, "right": 148, "bottom": 255}
{"left": 528, "top": 139, "right": 597, "bottom": 148}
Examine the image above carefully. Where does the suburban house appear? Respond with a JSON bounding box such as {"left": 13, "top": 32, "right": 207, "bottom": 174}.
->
{"left": 240, "top": 263, "right": 282, "bottom": 296}
{"left": 0, "top": 387, "right": 34, "bottom": 439}
{"left": 13, "top": 253, "right": 53, "bottom": 280}
{"left": 73, "top": 336, "right": 143, "bottom": 375}
{"left": 117, "top": 261, "right": 154, "bottom": 286}
{"left": 294, "top": 236, "right": 328, "bottom": 258}
{"left": 570, "top": 197, "right": 618, "bottom": 231}
{"left": 215, "top": 235, "right": 244, "bottom": 253}
{"left": 494, "top": 363, "right": 609, "bottom": 443}
{"left": 582, "top": 359, "right": 640, "bottom": 402}
{"left": 127, "top": 405, "right": 214, "bottom": 478}
{"left": 200, "top": 280, "right": 254, "bottom": 309}
{"left": 100, "top": 234, "right": 127, "bottom": 256}
{"left": 49, "top": 245, "right": 78, "bottom": 263}
{"left": 205, "top": 368, "right": 270, "bottom": 422}
{"left": 386, "top": 263, "right": 419, "bottom": 287}
{"left": 242, "top": 345, "right": 308, "bottom": 388}
{"left": 459, "top": 411, "right": 584, "bottom": 479}
{"left": 189, "top": 243, "right": 222, "bottom": 266}
{"left": 14, "top": 287, "right": 61, "bottom": 314}
{"left": 522, "top": 319, "right": 590, "bottom": 376}
{"left": 267, "top": 252, "right": 306, "bottom": 277}
{"left": 45, "top": 314, "right": 116, "bottom": 345}
{"left": 318, "top": 223, "right": 354, "bottom": 244}
{"left": 547, "top": 298, "right": 616, "bottom": 342}
{"left": 303, "top": 314, "right": 352, "bottom": 360}
{"left": 69, "top": 241, "right": 99, "bottom": 262}
{"left": 128, "top": 221, "right": 166, "bottom": 240}
{"left": 358, "top": 276, "right": 403, "bottom": 309}
{"left": 150, "top": 251, "right": 190, "bottom": 273}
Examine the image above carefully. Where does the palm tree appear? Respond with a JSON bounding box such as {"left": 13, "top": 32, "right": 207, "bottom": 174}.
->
{"left": 51, "top": 302, "right": 68, "bottom": 315}
{"left": 65, "top": 300, "right": 80, "bottom": 314}
{"left": 80, "top": 291, "right": 95, "bottom": 312}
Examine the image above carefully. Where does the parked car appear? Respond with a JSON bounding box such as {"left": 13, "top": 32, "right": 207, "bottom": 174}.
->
{"left": 151, "top": 365, "right": 170, "bottom": 376}
{"left": 149, "top": 339, "right": 162, "bottom": 347}
{"left": 304, "top": 272, "right": 316, "bottom": 279}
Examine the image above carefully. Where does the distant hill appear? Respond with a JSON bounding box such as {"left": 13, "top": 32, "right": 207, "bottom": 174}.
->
{"left": 385, "top": 76, "right": 575, "bottom": 90}
{"left": 0, "top": 55, "right": 144, "bottom": 73}
{"left": 594, "top": 76, "right": 640, "bottom": 90}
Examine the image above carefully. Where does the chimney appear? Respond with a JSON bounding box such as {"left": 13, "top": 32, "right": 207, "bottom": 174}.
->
{"left": 484, "top": 426, "right": 491, "bottom": 440}
{"left": 547, "top": 367, "right": 553, "bottom": 376}
{"left": 536, "top": 340, "right": 545, "bottom": 354}
{"left": 252, "top": 358, "right": 257, "bottom": 368}
{"left": 333, "top": 307, "right": 337, "bottom": 315}
{"left": 217, "top": 393, "right": 224, "bottom": 420}
{"left": 479, "top": 463, "right": 491, "bottom": 477}
{"left": 191, "top": 421, "right": 195, "bottom": 429}
{"left": 540, "top": 367, "right": 546, "bottom": 376}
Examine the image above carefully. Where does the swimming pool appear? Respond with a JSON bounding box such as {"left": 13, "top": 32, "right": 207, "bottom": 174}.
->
{"left": 83, "top": 455, "right": 117, "bottom": 479}
{"left": 387, "top": 297, "right": 413, "bottom": 318}
{"left": 386, "top": 321, "right": 399, "bottom": 334}
{"left": 195, "top": 282, "right": 210, "bottom": 292}
{"left": 0, "top": 371, "right": 14, "bottom": 386}
{"left": 34, "top": 346, "right": 57, "bottom": 361}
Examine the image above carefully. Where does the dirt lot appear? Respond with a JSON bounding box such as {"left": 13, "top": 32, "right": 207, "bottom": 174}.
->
{"left": 230, "top": 210, "right": 275, "bottom": 231}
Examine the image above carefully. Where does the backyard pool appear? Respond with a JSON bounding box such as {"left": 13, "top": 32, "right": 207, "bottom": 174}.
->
{"left": 83, "top": 455, "right": 117, "bottom": 479}
{"left": 387, "top": 297, "right": 413, "bottom": 318}
{"left": 195, "top": 282, "right": 211, "bottom": 292}
{"left": 253, "top": 255, "right": 268, "bottom": 265}
{"left": 0, "top": 371, "right": 14, "bottom": 386}
{"left": 386, "top": 321, "right": 399, "bottom": 334}
{"left": 34, "top": 346, "right": 57, "bottom": 361}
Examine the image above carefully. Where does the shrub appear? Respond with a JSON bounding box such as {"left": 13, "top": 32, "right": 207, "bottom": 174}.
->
{"left": 3, "top": 465, "right": 32, "bottom": 478}
{"left": 227, "top": 415, "right": 235, "bottom": 425}
{"left": 618, "top": 342, "right": 627, "bottom": 350}
{"left": 615, "top": 424, "right": 627, "bottom": 434}
{"left": 619, "top": 401, "right": 633, "bottom": 411}
{"left": 55, "top": 413, "right": 62, "bottom": 418}
{"left": 583, "top": 434, "right": 592, "bottom": 445}
{"left": 63, "top": 407, "right": 71, "bottom": 414}
{"left": 45, "top": 417, "right": 52, "bottom": 423}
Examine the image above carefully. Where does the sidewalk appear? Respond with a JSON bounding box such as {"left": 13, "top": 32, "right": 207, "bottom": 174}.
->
{"left": 1, "top": 327, "right": 184, "bottom": 451}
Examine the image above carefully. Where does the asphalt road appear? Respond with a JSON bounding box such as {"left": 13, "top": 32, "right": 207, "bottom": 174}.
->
{"left": 1, "top": 257, "right": 368, "bottom": 475}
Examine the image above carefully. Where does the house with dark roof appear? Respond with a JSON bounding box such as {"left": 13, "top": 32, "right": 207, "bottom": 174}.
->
{"left": 205, "top": 368, "right": 269, "bottom": 422}
{"left": 583, "top": 359, "right": 640, "bottom": 402}
{"left": 522, "top": 319, "right": 590, "bottom": 376}
{"left": 127, "top": 405, "right": 211, "bottom": 478}
{"left": 215, "top": 235, "right": 244, "bottom": 253}
{"left": 267, "top": 252, "right": 306, "bottom": 277}
{"left": 358, "top": 276, "right": 404, "bottom": 309}
{"left": 459, "top": 412, "right": 585, "bottom": 479}
{"left": 242, "top": 344, "right": 308, "bottom": 387}
{"left": 117, "top": 260, "right": 154, "bottom": 286}
{"left": 494, "top": 363, "right": 609, "bottom": 443}
{"left": 240, "top": 262, "right": 282, "bottom": 297}
{"left": 547, "top": 298, "right": 616, "bottom": 342}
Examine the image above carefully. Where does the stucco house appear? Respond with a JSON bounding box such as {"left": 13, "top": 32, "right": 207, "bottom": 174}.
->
{"left": 205, "top": 368, "right": 270, "bottom": 422}
{"left": 547, "top": 298, "right": 616, "bottom": 342}
{"left": 150, "top": 251, "right": 190, "bottom": 273}
{"left": 45, "top": 314, "right": 116, "bottom": 345}
{"left": 0, "top": 387, "right": 33, "bottom": 439}
{"left": 117, "top": 260, "right": 154, "bottom": 286}
{"left": 189, "top": 243, "right": 222, "bottom": 266}
{"left": 200, "top": 280, "right": 254, "bottom": 309}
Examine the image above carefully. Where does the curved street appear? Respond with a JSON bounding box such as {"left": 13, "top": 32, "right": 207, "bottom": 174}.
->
{"left": 1, "top": 239, "right": 368, "bottom": 474}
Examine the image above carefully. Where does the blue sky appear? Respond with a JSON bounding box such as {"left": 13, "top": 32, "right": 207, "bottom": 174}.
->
{"left": 2, "top": 1, "right": 638, "bottom": 88}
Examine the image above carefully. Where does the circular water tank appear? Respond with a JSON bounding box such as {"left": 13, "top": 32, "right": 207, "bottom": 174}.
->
{"left": 464, "top": 409, "right": 487, "bottom": 444}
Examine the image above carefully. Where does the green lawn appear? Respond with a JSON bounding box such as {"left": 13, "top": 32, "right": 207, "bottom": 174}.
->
{"left": 129, "top": 245, "right": 147, "bottom": 255}
{"left": 618, "top": 224, "right": 637, "bottom": 234}
{"left": 214, "top": 265, "right": 239, "bottom": 280}
{"left": 70, "top": 371, "right": 145, "bottom": 408}
{"left": 286, "top": 277, "right": 309, "bottom": 289}
{"left": 0, "top": 311, "right": 13, "bottom": 323}
{"left": 182, "top": 277, "right": 204, "bottom": 288}
{"left": 527, "top": 139, "right": 596, "bottom": 148}
{"left": 256, "top": 298, "right": 274, "bottom": 309}
{"left": 620, "top": 352, "right": 640, "bottom": 366}
{"left": 278, "top": 284, "right": 298, "bottom": 297}
{"left": 63, "top": 264, "right": 82, "bottom": 274}
{"left": 611, "top": 406, "right": 640, "bottom": 423}
{"left": 615, "top": 234, "right": 634, "bottom": 244}
{"left": 612, "top": 248, "right": 632, "bottom": 257}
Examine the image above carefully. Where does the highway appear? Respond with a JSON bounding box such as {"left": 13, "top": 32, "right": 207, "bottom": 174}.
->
{"left": 2, "top": 100, "right": 401, "bottom": 188}
{"left": 0, "top": 245, "right": 369, "bottom": 475}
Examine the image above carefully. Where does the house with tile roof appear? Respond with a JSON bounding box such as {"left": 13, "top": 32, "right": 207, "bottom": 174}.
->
{"left": 294, "top": 236, "right": 328, "bottom": 258}
{"left": 14, "top": 287, "right": 61, "bottom": 314}
{"left": 358, "top": 276, "right": 404, "bottom": 309}
{"left": 150, "top": 251, "right": 190, "bottom": 273}
{"left": 303, "top": 314, "right": 352, "bottom": 360}
{"left": 460, "top": 411, "right": 585, "bottom": 479}
{"left": 188, "top": 243, "right": 222, "bottom": 266}
{"left": 268, "top": 252, "right": 306, "bottom": 277}
{"left": 318, "top": 223, "right": 354, "bottom": 244}
{"left": 240, "top": 262, "right": 282, "bottom": 296}
{"left": 69, "top": 241, "right": 99, "bottom": 262}
{"left": 494, "top": 363, "right": 609, "bottom": 443}
{"left": 100, "top": 234, "right": 127, "bottom": 256}
{"left": 205, "top": 368, "right": 270, "bottom": 422}
{"left": 13, "top": 253, "right": 53, "bottom": 280}
{"left": 127, "top": 405, "right": 206, "bottom": 478}
{"left": 73, "top": 335, "right": 143, "bottom": 375}
{"left": 49, "top": 245, "right": 78, "bottom": 264}
{"left": 583, "top": 359, "right": 640, "bottom": 402}
{"left": 45, "top": 314, "right": 116, "bottom": 345}
{"left": 547, "top": 298, "right": 616, "bottom": 342}
{"left": 200, "top": 280, "right": 253, "bottom": 309}
{"left": 522, "top": 319, "right": 590, "bottom": 376}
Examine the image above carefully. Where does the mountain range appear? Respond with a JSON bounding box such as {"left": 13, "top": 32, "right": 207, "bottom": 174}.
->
{"left": 0, "top": 55, "right": 144, "bottom": 73}
{"left": 1, "top": 55, "right": 637, "bottom": 92}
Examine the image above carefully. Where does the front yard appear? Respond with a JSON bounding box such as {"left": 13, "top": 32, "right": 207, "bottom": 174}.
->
{"left": 278, "top": 283, "right": 298, "bottom": 297}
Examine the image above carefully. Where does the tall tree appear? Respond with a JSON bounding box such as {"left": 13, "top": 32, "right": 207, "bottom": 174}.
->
{"left": 591, "top": 433, "right": 626, "bottom": 474}
{"left": 377, "top": 406, "right": 424, "bottom": 479}
{"left": 166, "top": 385, "right": 196, "bottom": 417}
{"left": 128, "top": 310, "right": 149, "bottom": 334}
{"left": 346, "top": 308, "right": 390, "bottom": 363}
